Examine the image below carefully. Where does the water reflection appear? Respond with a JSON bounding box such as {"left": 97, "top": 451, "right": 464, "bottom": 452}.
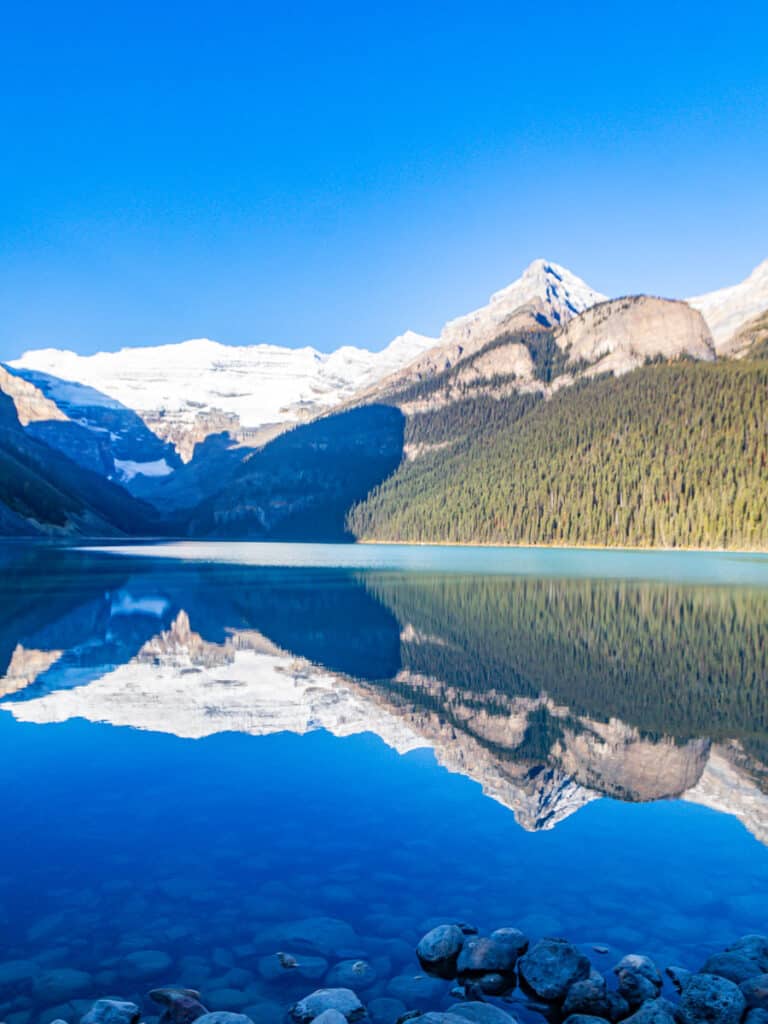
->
{"left": 2, "top": 545, "right": 768, "bottom": 842}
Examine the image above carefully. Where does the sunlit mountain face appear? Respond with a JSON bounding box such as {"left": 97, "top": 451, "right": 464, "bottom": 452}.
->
{"left": 3, "top": 546, "right": 768, "bottom": 842}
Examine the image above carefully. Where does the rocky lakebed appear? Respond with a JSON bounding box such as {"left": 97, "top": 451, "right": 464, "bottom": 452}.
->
{"left": 2, "top": 916, "right": 767, "bottom": 1024}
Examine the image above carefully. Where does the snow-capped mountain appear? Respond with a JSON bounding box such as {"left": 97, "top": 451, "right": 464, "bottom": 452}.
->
{"left": 687, "top": 258, "right": 768, "bottom": 353}
{"left": 11, "top": 331, "right": 436, "bottom": 460}
{"left": 441, "top": 258, "right": 607, "bottom": 350}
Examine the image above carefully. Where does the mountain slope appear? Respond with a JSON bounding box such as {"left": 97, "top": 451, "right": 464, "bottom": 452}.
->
{"left": 0, "top": 392, "right": 164, "bottom": 536}
{"left": 687, "top": 258, "right": 768, "bottom": 353}
{"left": 349, "top": 361, "right": 768, "bottom": 550}
{"left": 11, "top": 332, "right": 435, "bottom": 461}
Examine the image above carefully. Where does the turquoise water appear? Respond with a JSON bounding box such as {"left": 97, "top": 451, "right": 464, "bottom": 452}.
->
{"left": 2, "top": 542, "right": 768, "bottom": 1024}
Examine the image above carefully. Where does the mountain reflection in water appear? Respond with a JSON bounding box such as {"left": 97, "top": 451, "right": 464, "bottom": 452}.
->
{"left": 2, "top": 545, "right": 768, "bottom": 842}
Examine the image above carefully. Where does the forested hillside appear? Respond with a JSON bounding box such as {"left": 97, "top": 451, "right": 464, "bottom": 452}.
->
{"left": 349, "top": 361, "right": 768, "bottom": 549}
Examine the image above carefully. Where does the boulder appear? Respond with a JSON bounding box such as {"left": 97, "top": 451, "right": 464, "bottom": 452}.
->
{"left": 747, "top": 1012, "right": 768, "bottom": 1024}
{"left": 447, "top": 1002, "right": 519, "bottom": 1024}
{"left": 312, "top": 1013, "right": 348, "bottom": 1024}
{"left": 518, "top": 938, "right": 591, "bottom": 1003}
{"left": 192, "top": 1016, "right": 254, "bottom": 1024}
{"left": 613, "top": 956, "right": 662, "bottom": 1009}
{"left": 562, "top": 976, "right": 613, "bottom": 1019}
{"left": 490, "top": 931, "right": 528, "bottom": 959}
{"left": 457, "top": 938, "right": 519, "bottom": 979}
{"left": 148, "top": 989, "right": 208, "bottom": 1024}
{"left": 677, "top": 973, "right": 746, "bottom": 1024}
{"left": 290, "top": 989, "right": 366, "bottom": 1024}
{"left": 80, "top": 1001, "right": 140, "bottom": 1024}
{"left": 703, "top": 952, "right": 765, "bottom": 985}
{"left": 623, "top": 1000, "right": 676, "bottom": 1023}
{"left": 727, "top": 936, "right": 768, "bottom": 972}
{"left": 201, "top": 992, "right": 249, "bottom": 1013}
{"left": 385, "top": 975, "right": 446, "bottom": 1006}
{"left": 257, "top": 954, "right": 328, "bottom": 982}
{"left": 417, "top": 926, "right": 466, "bottom": 980}
{"left": 742, "top": 976, "right": 768, "bottom": 1010}
{"left": 562, "top": 1017, "right": 610, "bottom": 1024}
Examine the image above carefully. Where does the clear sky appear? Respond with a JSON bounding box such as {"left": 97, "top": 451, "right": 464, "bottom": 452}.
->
{"left": 1, "top": 0, "right": 767, "bottom": 360}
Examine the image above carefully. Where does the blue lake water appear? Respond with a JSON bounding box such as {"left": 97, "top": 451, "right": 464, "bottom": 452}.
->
{"left": 2, "top": 541, "right": 768, "bottom": 1024}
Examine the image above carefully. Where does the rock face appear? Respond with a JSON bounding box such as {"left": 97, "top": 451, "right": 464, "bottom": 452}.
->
{"left": 687, "top": 258, "right": 768, "bottom": 353}
{"left": 518, "top": 938, "right": 591, "bottom": 1002}
{"left": 555, "top": 296, "right": 715, "bottom": 376}
{"left": 0, "top": 365, "right": 69, "bottom": 426}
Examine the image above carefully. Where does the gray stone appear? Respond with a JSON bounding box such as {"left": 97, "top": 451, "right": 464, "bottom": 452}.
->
{"left": 677, "top": 973, "right": 746, "bottom": 1024}
{"left": 727, "top": 936, "right": 768, "bottom": 972}
{"left": 326, "top": 962, "right": 378, "bottom": 991}
{"left": 80, "top": 1001, "right": 140, "bottom": 1024}
{"left": 623, "top": 1000, "right": 677, "bottom": 1024}
{"left": 703, "top": 952, "right": 765, "bottom": 985}
{"left": 518, "top": 938, "right": 591, "bottom": 1003}
{"left": 417, "top": 926, "right": 465, "bottom": 980}
{"left": 457, "top": 938, "right": 519, "bottom": 979}
{"left": 562, "top": 976, "right": 612, "bottom": 1019}
{"left": 290, "top": 989, "right": 365, "bottom": 1024}
{"left": 312, "top": 1014, "right": 348, "bottom": 1024}
{"left": 447, "top": 1002, "right": 519, "bottom": 1024}
{"left": 368, "top": 999, "right": 406, "bottom": 1024}
{"left": 742, "top": 976, "right": 768, "bottom": 1010}
{"left": 613, "top": 956, "right": 662, "bottom": 1009}
{"left": 489, "top": 930, "right": 528, "bottom": 959}
{"left": 149, "top": 990, "right": 208, "bottom": 1024}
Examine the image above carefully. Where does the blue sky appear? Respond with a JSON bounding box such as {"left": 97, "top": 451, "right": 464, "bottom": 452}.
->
{"left": 1, "top": 1, "right": 767, "bottom": 360}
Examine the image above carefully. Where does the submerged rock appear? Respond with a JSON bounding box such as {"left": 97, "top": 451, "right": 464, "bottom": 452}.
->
{"left": 192, "top": 1015, "right": 254, "bottom": 1024}
{"left": 256, "top": 918, "right": 361, "bottom": 958}
{"left": 367, "top": 998, "right": 406, "bottom": 1024}
{"left": 417, "top": 927, "right": 466, "bottom": 980}
{"left": 258, "top": 953, "right": 328, "bottom": 982}
{"left": 623, "top": 1000, "right": 677, "bottom": 1023}
{"left": 326, "top": 961, "right": 378, "bottom": 990}
{"left": 80, "top": 1000, "right": 140, "bottom": 1024}
{"left": 457, "top": 938, "right": 519, "bottom": 979}
{"left": 312, "top": 1013, "right": 349, "bottom": 1024}
{"left": 561, "top": 975, "right": 613, "bottom": 1019}
{"left": 726, "top": 936, "right": 768, "bottom": 972}
{"left": 665, "top": 966, "right": 692, "bottom": 993}
{"left": 518, "top": 938, "right": 591, "bottom": 1003}
{"left": 120, "top": 950, "right": 172, "bottom": 980}
{"left": 290, "top": 989, "right": 366, "bottom": 1024}
{"left": 34, "top": 970, "right": 92, "bottom": 1004}
{"left": 676, "top": 973, "right": 746, "bottom": 1024}
{"left": 613, "top": 956, "right": 662, "bottom": 1009}
{"left": 489, "top": 930, "right": 528, "bottom": 959}
{"left": 447, "top": 1002, "right": 519, "bottom": 1024}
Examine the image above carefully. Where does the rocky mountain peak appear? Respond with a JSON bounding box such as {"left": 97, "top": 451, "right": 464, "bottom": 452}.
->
{"left": 687, "top": 257, "right": 768, "bottom": 353}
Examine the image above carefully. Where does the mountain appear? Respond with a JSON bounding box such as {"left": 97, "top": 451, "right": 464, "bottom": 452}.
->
{"left": 0, "top": 391, "right": 163, "bottom": 536}
{"left": 687, "top": 258, "right": 768, "bottom": 354}
{"left": 369, "top": 259, "right": 606, "bottom": 392}
{"left": 11, "top": 332, "right": 436, "bottom": 461}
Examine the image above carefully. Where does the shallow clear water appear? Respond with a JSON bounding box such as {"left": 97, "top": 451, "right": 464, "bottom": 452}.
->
{"left": 2, "top": 541, "right": 768, "bottom": 1024}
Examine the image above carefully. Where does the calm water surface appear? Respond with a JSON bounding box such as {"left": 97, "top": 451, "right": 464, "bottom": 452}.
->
{"left": 2, "top": 541, "right": 768, "bottom": 1024}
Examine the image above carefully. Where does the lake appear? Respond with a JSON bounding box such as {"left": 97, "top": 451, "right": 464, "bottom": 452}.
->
{"left": 2, "top": 541, "right": 768, "bottom": 1024}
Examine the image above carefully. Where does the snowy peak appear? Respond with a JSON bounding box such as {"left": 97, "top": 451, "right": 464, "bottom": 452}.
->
{"left": 687, "top": 258, "right": 768, "bottom": 354}
{"left": 440, "top": 258, "right": 607, "bottom": 352}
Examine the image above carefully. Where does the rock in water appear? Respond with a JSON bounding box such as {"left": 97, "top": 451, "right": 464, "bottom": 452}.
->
{"left": 80, "top": 1001, "right": 141, "bottom": 1024}
{"left": 326, "top": 961, "right": 378, "bottom": 990}
{"left": 192, "top": 1016, "right": 254, "bottom": 1024}
{"left": 447, "top": 1002, "right": 520, "bottom": 1024}
{"left": 35, "top": 969, "right": 93, "bottom": 1004}
{"left": 417, "top": 926, "right": 466, "bottom": 980}
{"left": 623, "top": 1000, "right": 677, "bottom": 1024}
{"left": 290, "top": 989, "right": 366, "bottom": 1024}
{"left": 149, "top": 989, "right": 208, "bottom": 1024}
{"left": 457, "top": 938, "right": 520, "bottom": 979}
{"left": 677, "top": 973, "right": 746, "bottom": 1024}
{"left": 312, "top": 1013, "right": 349, "bottom": 1024}
{"left": 613, "top": 955, "right": 662, "bottom": 1009}
{"left": 741, "top": 975, "right": 768, "bottom": 1010}
{"left": 702, "top": 952, "right": 765, "bottom": 985}
{"left": 518, "top": 938, "right": 591, "bottom": 1003}
{"left": 726, "top": 936, "right": 768, "bottom": 972}
{"left": 563, "top": 1017, "right": 612, "bottom": 1024}
{"left": 120, "top": 950, "right": 173, "bottom": 980}
{"left": 665, "top": 966, "right": 692, "bottom": 993}
{"left": 562, "top": 975, "right": 613, "bottom": 1019}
